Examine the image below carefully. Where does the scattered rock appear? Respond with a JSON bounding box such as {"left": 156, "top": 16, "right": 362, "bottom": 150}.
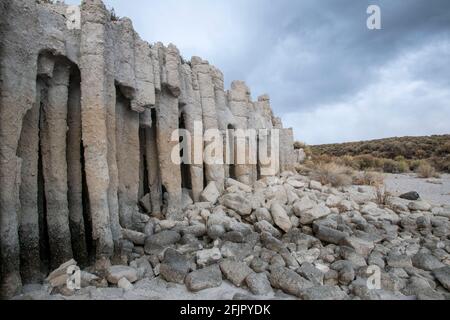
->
{"left": 245, "top": 273, "right": 273, "bottom": 296}
{"left": 159, "top": 249, "right": 190, "bottom": 284}
{"left": 313, "top": 224, "right": 347, "bottom": 245}
{"left": 254, "top": 221, "right": 282, "bottom": 238}
{"left": 201, "top": 182, "right": 221, "bottom": 204}
{"left": 185, "top": 265, "right": 223, "bottom": 292}
{"left": 223, "top": 194, "right": 253, "bottom": 216}
{"left": 297, "top": 204, "right": 331, "bottom": 225}
{"left": 144, "top": 230, "right": 181, "bottom": 254}
{"left": 219, "top": 259, "right": 253, "bottom": 287}
{"left": 106, "top": 266, "right": 138, "bottom": 285}
{"left": 400, "top": 192, "right": 420, "bottom": 201}
{"left": 269, "top": 266, "right": 314, "bottom": 297}
{"left": 117, "top": 278, "right": 134, "bottom": 291}
{"left": 196, "top": 248, "right": 222, "bottom": 267}
{"left": 301, "top": 285, "right": 348, "bottom": 300}
{"left": 412, "top": 253, "right": 445, "bottom": 271}
{"left": 270, "top": 202, "right": 292, "bottom": 233}
{"left": 433, "top": 266, "right": 450, "bottom": 290}
{"left": 408, "top": 201, "right": 432, "bottom": 212}
{"left": 122, "top": 229, "right": 147, "bottom": 246}
{"left": 341, "top": 237, "right": 375, "bottom": 258}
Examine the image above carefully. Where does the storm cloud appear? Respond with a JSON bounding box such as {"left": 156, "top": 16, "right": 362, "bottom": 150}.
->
{"left": 67, "top": 0, "right": 450, "bottom": 144}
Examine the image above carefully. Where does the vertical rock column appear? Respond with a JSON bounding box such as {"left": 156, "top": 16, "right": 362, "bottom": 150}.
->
{"left": 17, "top": 81, "right": 42, "bottom": 283}
{"left": 144, "top": 45, "right": 163, "bottom": 215}
{"left": 228, "top": 81, "right": 254, "bottom": 185}
{"left": 156, "top": 44, "right": 183, "bottom": 220}
{"left": 192, "top": 57, "right": 225, "bottom": 190}
{"left": 179, "top": 63, "right": 204, "bottom": 202}
{"left": 67, "top": 73, "right": 88, "bottom": 266}
{"left": 104, "top": 22, "right": 122, "bottom": 254}
{"left": 40, "top": 61, "right": 73, "bottom": 269}
{"left": 253, "top": 95, "right": 279, "bottom": 179}
{"left": 80, "top": 0, "right": 114, "bottom": 262}
{"left": 115, "top": 91, "right": 140, "bottom": 229}
{"left": 0, "top": 0, "right": 40, "bottom": 298}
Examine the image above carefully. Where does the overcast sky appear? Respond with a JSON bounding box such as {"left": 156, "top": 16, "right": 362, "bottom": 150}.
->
{"left": 67, "top": 0, "right": 450, "bottom": 145}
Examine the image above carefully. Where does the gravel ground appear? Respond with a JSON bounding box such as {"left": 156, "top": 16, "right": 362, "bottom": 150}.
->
{"left": 385, "top": 173, "right": 450, "bottom": 206}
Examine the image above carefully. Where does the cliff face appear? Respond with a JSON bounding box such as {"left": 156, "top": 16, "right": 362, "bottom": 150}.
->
{"left": 0, "top": 0, "right": 295, "bottom": 298}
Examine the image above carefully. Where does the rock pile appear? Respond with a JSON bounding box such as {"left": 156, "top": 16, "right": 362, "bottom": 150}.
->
{"left": 15, "top": 173, "right": 450, "bottom": 300}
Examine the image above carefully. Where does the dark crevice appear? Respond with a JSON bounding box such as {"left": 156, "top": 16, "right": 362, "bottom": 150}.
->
{"left": 179, "top": 113, "right": 191, "bottom": 190}
{"left": 37, "top": 81, "right": 50, "bottom": 276}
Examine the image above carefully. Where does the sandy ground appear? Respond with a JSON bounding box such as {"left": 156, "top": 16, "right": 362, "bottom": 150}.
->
{"left": 385, "top": 173, "right": 450, "bottom": 206}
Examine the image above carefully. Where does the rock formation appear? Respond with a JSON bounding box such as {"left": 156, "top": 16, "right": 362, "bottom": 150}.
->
{"left": 0, "top": 0, "right": 296, "bottom": 298}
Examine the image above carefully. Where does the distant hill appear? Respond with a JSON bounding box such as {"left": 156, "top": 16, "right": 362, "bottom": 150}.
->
{"left": 307, "top": 135, "right": 450, "bottom": 173}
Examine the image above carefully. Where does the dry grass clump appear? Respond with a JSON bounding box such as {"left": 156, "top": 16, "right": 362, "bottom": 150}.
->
{"left": 309, "top": 163, "right": 354, "bottom": 187}
{"left": 375, "top": 184, "right": 391, "bottom": 206}
{"left": 352, "top": 171, "right": 385, "bottom": 187}
{"left": 417, "top": 162, "right": 440, "bottom": 179}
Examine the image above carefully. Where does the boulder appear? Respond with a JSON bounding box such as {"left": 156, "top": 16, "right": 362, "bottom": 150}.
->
{"left": 254, "top": 221, "right": 282, "bottom": 238}
{"left": 45, "top": 259, "right": 77, "bottom": 288}
{"left": 122, "top": 229, "right": 146, "bottom": 246}
{"left": 219, "top": 259, "right": 253, "bottom": 287}
{"left": 408, "top": 201, "right": 432, "bottom": 212}
{"left": 245, "top": 273, "right": 273, "bottom": 296}
{"left": 269, "top": 266, "right": 313, "bottom": 297}
{"left": 301, "top": 286, "right": 348, "bottom": 300}
{"left": 106, "top": 266, "right": 138, "bottom": 284}
{"left": 196, "top": 248, "right": 222, "bottom": 267}
{"left": 144, "top": 230, "right": 181, "bottom": 254}
{"left": 433, "top": 266, "right": 450, "bottom": 290}
{"left": 185, "top": 265, "right": 223, "bottom": 292}
{"left": 313, "top": 224, "right": 347, "bottom": 245}
{"left": 200, "top": 182, "right": 221, "bottom": 204}
{"left": 400, "top": 192, "right": 420, "bottom": 201}
{"left": 226, "top": 178, "right": 252, "bottom": 193}
{"left": 160, "top": 249, "right": 190, "bottom": 284}
{"left": 222, "top": 194, "right": 252, "bottom": 216}
{"left": 297, "top": 204, "right": 331, "bottom": 225}
{"left": 340, "top": 237, "right": 375, "bottom": 258}
{"left": 117, "top": 278, "right": 134, "bottom": 291}
{"left": 412, "top": 253, "right": 445, "bottom": 271}
{"left": 293, "top": 197, "right": 316, "bottom": 216}
{"left": 270, "top": 202, "right": 292, "bottom": 233}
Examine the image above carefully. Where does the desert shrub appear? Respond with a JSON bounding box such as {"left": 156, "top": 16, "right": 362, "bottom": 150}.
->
{"left": 382, "top": 159, "right": 408, "bottom": 174}
{"left": 310, "top": 163, "right": 354, "bottom": 187}
{"left": 353, "top": 171, "right": 384, "bottom": 187}
{"left": 382, "top": 159, "right": 396, "bottom": 173}
{"left": 338, "top": 155, "right": 358, "bottom": 169}
{"left": 409, "top": 159, "right": 423, "bottom": 172}
{"left": 396, "top": 160, "right": 409, "bottom": 173}
{"left": 417, "top": 162, "right": 440, "bottom": 178}
{"left": 294, "top": 141, "right": 307, "bottom": 150}
{"left": 437, "top": 142, "right": 450, "bottom": 156}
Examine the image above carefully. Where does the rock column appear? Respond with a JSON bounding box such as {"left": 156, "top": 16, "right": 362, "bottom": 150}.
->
{"left": 40, "top": 61, "right": 74, "bottom": 269}
{"left": 67, "top": 74, "right": 88, "bottom": 266}
{"left": 80, "top": 0, "right": 114, "bottom": 261}
{"left": 192, "top": 57, "right": 225, "bottom": 190}
{"left": 17, "top": 81, "right": 43, "bottom": 283}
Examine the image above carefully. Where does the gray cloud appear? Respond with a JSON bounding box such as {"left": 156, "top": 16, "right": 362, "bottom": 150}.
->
{"left": 66, "top": 0, "right": 450, "bottom": 144}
